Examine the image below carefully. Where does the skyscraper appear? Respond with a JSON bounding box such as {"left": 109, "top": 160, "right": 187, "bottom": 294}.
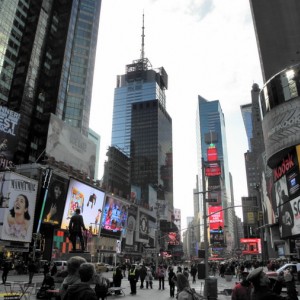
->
{"left": 196, "top": 95, "right": 233, "bottom": 254}
{"left": 110, "top": 16, "right": 172, "bottom": 207}
{"left": 249, "top": 0, "right": 300, "bottom": 82}
{"left": 0, "top": 0, "right": 101, "bottom": 165}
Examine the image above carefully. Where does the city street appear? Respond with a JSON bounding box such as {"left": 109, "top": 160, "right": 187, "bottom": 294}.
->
{"left": 0, "top": 271, "right": 298, "bottom": 300}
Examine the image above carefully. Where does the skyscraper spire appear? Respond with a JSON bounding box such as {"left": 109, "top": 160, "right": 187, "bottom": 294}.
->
{"left": 140, "top": 12, "right": 145, "bottom": 60}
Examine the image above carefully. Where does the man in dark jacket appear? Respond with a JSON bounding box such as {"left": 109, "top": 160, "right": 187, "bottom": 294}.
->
{"left": 63, "top": 263, "right": 97, "bottom": 300}
{"left": 69, "top": 208, "right": 86, "bottom": 251}
{"left": 139, "top": 265, "right": 147, "bottom": 289}
{"left": 113, "top": 264, "right": 123, "bottom": 294}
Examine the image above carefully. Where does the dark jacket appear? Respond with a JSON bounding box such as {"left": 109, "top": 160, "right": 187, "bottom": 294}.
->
{"left": 69, "top": 214, "right": 86, "bottom": 232}
{"left": 63, "top": 283, "right": 97, "bottom": 300}
{"left": 251, "top": 288, "right": 288, "bottom": 300}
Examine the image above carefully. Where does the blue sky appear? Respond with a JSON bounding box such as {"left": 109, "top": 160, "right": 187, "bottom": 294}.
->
{"left": 90, "top": 0, "right": 263, "bottom": 230}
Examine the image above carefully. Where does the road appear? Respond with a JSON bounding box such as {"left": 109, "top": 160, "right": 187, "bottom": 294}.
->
{"left": 0, "top": 270, "right": 297, "bottom": 300}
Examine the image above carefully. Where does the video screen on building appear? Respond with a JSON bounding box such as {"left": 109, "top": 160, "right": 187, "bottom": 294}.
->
{"left": 100, "top": 195, "right": 128, "bottom": 239}
{"left": 240, "top": 238, "right": 261, "bottom": 254}
{"left": 61, "top": 178, "right": 105, "bottom": 235}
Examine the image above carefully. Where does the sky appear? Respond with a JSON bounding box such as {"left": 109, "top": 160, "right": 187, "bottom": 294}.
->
{"left": 89, "top": 0, "right": 264, "bottom": 230}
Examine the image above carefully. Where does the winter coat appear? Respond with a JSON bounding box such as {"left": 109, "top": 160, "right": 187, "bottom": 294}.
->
{"left": 231, "top": 282, "right": 251, "bottom": 300}
{"left": 63, "top": 283, "right": 97, "bottom": 300}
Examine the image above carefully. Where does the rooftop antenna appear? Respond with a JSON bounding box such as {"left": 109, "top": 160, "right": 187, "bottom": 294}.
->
{"left": 140, "top": 11, "right": 145, "bottom": 60}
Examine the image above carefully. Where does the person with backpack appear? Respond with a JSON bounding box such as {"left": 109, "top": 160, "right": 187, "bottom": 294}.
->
{"left": 157, "top": 265, "right": 166, "bottom": 290}
{"left": 176, "top": 273, "right": 202, "bottom": 300}
{"left": 94, "top": 273, "right": 110, "bottom": 300}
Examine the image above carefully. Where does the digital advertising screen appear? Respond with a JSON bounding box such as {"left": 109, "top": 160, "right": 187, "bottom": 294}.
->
{"left": 61, "top": 178, "right": 105, "bottom": 235}
{"left": 100, "top": 195, "right": 128, "bottom": 239}
{"left": 208, "top": 206, "right": 224, "bottom": 230}
{"left": 240, "top": 238, "right": 261, "bottom": 254}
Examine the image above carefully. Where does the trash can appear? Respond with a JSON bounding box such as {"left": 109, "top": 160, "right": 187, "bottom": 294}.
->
{"left": 198, "top": 264, "right": 205, "bottom": 279}
{"left": 204, "top": 276, "right": 217, "bottom": 300}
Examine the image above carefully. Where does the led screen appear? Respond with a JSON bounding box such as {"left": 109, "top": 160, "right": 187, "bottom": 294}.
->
{"left": 100, "top": 195, "right": 128, "bottom": 239}
{"left": 61, "top": 178, "right": 105, "bottom": 235}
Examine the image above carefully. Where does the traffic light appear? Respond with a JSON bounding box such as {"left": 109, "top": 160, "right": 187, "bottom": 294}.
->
{"left": 218, "top": 226, "right": 223, "bottom": 233}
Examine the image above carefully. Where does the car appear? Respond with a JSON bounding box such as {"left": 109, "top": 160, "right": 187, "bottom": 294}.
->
{"left": 53, "top": 260, "right": 68, "bottom": 272}
{"left": 95, "top": 263, "right": 108, "bottom": 273}
{"left": 104, "top": 264, "right": 114, "bottom": 271}
{"left": 266, "top": 263, "right": 300, "bottom": 291}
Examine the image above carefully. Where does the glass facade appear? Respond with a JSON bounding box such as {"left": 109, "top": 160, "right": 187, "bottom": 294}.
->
{"left": 130, "top": 100, "right": 173, "bottom": 204}
{"left": 260, "top": 63, "right": 300, "bottom": 118}
{"left": 0, "top": 0, "right": 101, "bottom": 164}
{"left": 112, "top": 62, "right": 167, "bottom": 156}
{"left": 240, "top": 103, "right": 253, "bottom": 151}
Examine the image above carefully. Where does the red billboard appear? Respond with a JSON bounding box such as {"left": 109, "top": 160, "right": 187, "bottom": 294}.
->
{"left": 205, "top": 162, "right": 221, "bottom": 176}
{"left": 207, "top": 146, "right": 218, "bottom": 161}
{"left": 240, "top": 238, "right": 261, "bottom": 254}
{"left": 208, "top": 206, "right": 224, "bottom": 230}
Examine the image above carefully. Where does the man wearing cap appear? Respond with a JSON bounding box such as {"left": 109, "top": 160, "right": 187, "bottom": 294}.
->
{"left": 246, "top": 267, "right": 289, "bottom": 299}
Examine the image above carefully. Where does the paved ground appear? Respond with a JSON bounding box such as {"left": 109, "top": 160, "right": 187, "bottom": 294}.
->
{"left": 0, "top": 271, "right": 297, "bottom": 300}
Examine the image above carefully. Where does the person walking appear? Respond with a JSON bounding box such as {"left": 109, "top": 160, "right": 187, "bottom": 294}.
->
{"left": 139, "top": 264, "right": 147, "bottom": 289}
{"left": 69, "top": 208, "right": 86, "bottom": 252}
{"left": 176, "top": 273, "right": 193, "bottom": 300}
{"left": 190, "top": 265, "right": 197, "bottom": 283}
{"left": 128, "top": 265, "right": 138, "bottom": 295}
{"left": 28, "top": 260, "right": 36, "bottom": 284}
{"left": 2, "top": 261, "right": 10, "bottom": 284}
{"left": 145, "top": 267, "right": 153, "bottom": 289}
{"left": 112, "top": 264, "right": 123, "bottom": 294}
{"left": 157, "top": 265, "right": 165, "bottom": 290}
{"left": 168, "top": 267, "right": 176, "bottom": 298}
{"left": 284, "top": 268, "right": 298, "bottom": 300}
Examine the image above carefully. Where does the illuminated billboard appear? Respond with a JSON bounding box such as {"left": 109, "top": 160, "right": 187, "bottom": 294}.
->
{"left": 208, "top": 206, "right": 224, "bottom": 230}
{"left": 61, "top": 178, "right": 105, "bottom": 235}
{"left": 168, "top": 232, "right": 180, "bottom": 245}
{"left": 100, "top": 195, "right": 128, "bottom": 239}
{"left": 41, "top": 174, "right": 68, "bottom": 226}
{"left": 0, "top": 172, "right": 38, "bottom": 243}
{"left": 240, "top": 238, "right": 261, "bottom": 254}
{"left": 0, "top": 106, "right": 21, "bottom": 169}
{"left": 46, "top": 114, "right": 96, "bottom": 178}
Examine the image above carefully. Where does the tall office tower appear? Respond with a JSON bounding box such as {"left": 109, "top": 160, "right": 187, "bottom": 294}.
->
{"left": 0, "top": 0, "right": 101, "bottom": 164}
{"left": 196, "top": 96, "right": 234, "bottom": 253}
{"left": 249, "top": 0, "right": 300, "bottom": 82}
{"left": 240, "top": 103, "right": 253, "bottom": 152}
{"left": 111, "top": 16, "right": 172, "bottom": 208}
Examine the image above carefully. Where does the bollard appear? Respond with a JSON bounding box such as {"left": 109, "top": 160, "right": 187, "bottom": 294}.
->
{"left": 204, "top": 276, "right": 218, "bottom": 300}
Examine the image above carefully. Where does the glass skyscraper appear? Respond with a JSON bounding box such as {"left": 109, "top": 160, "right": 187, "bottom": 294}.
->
{"left": 0, "top": 0, "right": 101, "bottom": 164}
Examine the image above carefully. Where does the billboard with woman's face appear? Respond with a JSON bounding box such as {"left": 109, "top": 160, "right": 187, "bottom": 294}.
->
{"left": 0, "top": 172, "right": 38, "bottom": 243}
{"left": 100, "top": 195, "right": 128, "bottom": 239}
{"left": 61, "top": 178, "right": 105, "bottom": 235}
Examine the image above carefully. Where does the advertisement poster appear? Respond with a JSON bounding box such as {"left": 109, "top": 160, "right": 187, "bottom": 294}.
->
{"left": 0, "top": 106, "right": 21, "bottom": 169}
{"left": 100, "top": 195, "right": 128, "bottom": 239}
{"left": 125, "top": 205, "right": 137, "bottom": 246}
{"left": 46, "top": 114, "right": 96, "bottom": 178}
{"left": 41, "top": 174, "right": 69, "bottom": 226}
{"left": 61, "top": 178, "right": 105, "bottom": 235}
{"left": 0, "top": 172, "right": 38, "bottom": 243}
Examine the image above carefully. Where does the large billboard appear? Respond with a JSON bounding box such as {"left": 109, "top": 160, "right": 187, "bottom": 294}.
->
{"left": 100, "top": 195, "right": 128, "bottom": 239}
{"left": 46, "top": 114, "right": 96, "bottom": 178}
{"left": 41, "top": 174, "right": 69, "bottom": 226}
{"left": 0, "top": 172, "right": 38, "bottom": 242}
{"left": 208, "top": 206, "right": 224, "bottom": 230}
{"left": 240, "top": 238, "right": 261, "bottom": 255}
{"left": 0, "top": 106, "right": 21, "bottom": 169}
{"left": 136, "top": 207, "right": 156, "bottom": 243}
{"left": 61, "top": 178, "right": 105, "bottom": 235}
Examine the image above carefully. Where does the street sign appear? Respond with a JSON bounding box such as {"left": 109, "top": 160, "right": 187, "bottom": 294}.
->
{"left": 207, "top": 198, "right": 217, "bottom": 203}
{"left": 235, "top": 248, "right": 242, "bottom": 256}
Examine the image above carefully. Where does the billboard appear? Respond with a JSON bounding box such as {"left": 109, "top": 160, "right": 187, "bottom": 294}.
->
{"left": 61, "top": 178, "right": 105, "bottom": 235}
{"left": 240, "top": 238, "right": 261, "bottom": 255}
{"left": 0, "top": 106, "right": 21, "bottom": 169}
{"left": 168, "top": 232, "right": 180, "bottom": 245}
{"left": 41, "top": 174, "right": 69, "bottom": 226}
{"left": 0, "top": 172, "right": 38, "bottom": 242}
{"left": 136, "top": 207, "right": 156, "bottom": 243}
{"left": 46, "top": 114, "right": 96, "bottom": 178}
{"left": 208, "top": 206, "right": 224, "bottom": 230}
{"left": 100, "top": 195, "right": 128, "bottom": 239}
